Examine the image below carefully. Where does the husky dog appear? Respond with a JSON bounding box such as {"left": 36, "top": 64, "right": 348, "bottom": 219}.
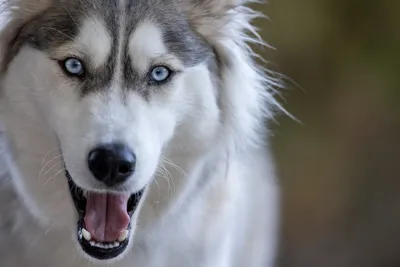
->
{"left": 0, "top": 0, "right": 283, "bottom": 266}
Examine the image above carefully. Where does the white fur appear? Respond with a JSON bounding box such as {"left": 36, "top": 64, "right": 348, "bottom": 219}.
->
{"left": 77, "top": 17, "right": 112, "bottom": 68}
{"left": 0, "top": 1, "right": 282, "bottom": 266}
{"left": 129, "top": 21, "right": 182, "bottom": 71}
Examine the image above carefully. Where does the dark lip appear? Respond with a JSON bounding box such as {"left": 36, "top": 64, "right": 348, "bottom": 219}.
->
{"left": 65, "top": 170, "right": 144, "bottom": 260}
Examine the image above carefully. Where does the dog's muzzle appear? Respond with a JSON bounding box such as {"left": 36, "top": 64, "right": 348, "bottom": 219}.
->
{"left": 66, "top": 170, "right": 144, "bottom": 260}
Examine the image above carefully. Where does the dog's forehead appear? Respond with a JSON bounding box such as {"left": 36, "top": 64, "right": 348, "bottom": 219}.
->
{"left": 25, "top": 0, "right": 208, "bottom": 65}
{"left": 6, "top": 0, "right": 210, "bottom": 96}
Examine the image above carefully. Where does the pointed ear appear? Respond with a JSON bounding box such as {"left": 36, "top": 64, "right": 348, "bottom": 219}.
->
{"left": 0, "top": 0, "right": 52, "bottom": 72}
{"left": 177, "top": 0, "right": 245, "bottom": 42}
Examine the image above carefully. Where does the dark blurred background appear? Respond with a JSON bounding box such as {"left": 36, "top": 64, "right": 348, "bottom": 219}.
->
{"left": 254, "top": 1, "right": 400, "bottom": 266}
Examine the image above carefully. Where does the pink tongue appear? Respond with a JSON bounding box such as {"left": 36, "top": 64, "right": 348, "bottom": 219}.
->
{"left": 84, "top": 193, "right": 130, "bottom": 242}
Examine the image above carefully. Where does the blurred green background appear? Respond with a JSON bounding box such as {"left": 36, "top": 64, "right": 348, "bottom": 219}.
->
{"left": 254, "top": 1, "right": 400, "bottom": 266}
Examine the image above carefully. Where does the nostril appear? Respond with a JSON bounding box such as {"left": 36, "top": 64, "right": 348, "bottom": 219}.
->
{"left": 88, "top": 149, "right": 112, "bottom": 180}
{"left": 118, "top": 163, "right": 134, "bottom": 175}
{"left": 87, "top": 143, "right": 136, "bottom": 187}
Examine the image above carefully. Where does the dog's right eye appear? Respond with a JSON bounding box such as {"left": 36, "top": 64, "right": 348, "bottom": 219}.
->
{"left": 60, "top": 57, "right": 85, "bottom": 78}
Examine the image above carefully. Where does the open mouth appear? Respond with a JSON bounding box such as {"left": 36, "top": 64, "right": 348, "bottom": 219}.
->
{"left": 66, "top": 171, "right": 144, "bottom": 260}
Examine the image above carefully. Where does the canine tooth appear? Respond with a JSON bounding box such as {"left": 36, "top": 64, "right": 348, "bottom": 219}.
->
{"left": 90, "top": 241, "right": 95, "bottom": 246}
{"left": 114, "top": 242, "right": 120, "bottom": 247}
{"left": 82, "top": 228, "right": 91, "bottom": 241}
{"left": 118, "top": 230, "right": 129, "bottom": 242}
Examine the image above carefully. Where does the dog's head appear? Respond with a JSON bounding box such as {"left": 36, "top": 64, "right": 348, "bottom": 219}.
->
{"left": 0, "top": 0, "right": 276, "bottom": 262}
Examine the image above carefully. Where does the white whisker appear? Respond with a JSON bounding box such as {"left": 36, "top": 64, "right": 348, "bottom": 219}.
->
{"left": 43, "top": 167, "right": 66, "bottom": 186}
{"left": 38, "top": 154, "right": 64, "bottom": 184}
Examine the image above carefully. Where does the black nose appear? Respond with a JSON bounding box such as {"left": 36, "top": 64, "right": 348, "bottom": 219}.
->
{"left": 88, "top": 143, "right": 136, "bottom": 187}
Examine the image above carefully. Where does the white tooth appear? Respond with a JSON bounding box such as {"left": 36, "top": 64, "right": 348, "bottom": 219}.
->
{"left": 90, "top": 241, "right": 95, "bottom": 246}
{"left": 118, "top": 230, "right": 129, "bottom": 242}
{"left": 83, "top": 191, "right": 88, "bottom": 198}
{"left": 82, "top": 228, "right": 91, "bottom": 241}
{"left": 114, "top": 242, "right": 119, "bottom": 247}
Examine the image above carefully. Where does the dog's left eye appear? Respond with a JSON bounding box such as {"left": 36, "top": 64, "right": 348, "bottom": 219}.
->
{"left": 149, "top": 66, "right": 171, "bottom": 83}
{"left": 61, "top": 57, "right": 85, "bottom": 78}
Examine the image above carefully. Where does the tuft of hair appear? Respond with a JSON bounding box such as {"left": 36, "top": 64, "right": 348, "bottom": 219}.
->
{"left": 178, "top": 0, "right": 289, "bottom": 152}
{"left": 0, "top": 0, "right": 53, "bottom": 72}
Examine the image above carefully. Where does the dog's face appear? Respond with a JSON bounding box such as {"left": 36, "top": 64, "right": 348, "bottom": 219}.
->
{"left": 0, "top": 0, "right": 232, "bottom": 262}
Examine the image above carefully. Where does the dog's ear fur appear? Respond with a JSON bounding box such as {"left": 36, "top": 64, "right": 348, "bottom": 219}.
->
{"left": 177, "top": 0, "right": 246, "bottom": 43}
{"left": 177, "top": 0, "right": 282, "bottom": 151}
{"left": 0, "top": 0, "right": 52, "bottom": 73}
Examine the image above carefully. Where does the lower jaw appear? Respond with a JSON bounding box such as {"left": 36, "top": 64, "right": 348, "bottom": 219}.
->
{"left": 77, "top": 219, "right": 131, "bottom": 260}
{"left": 66, "top": 170, "right": 145, "bottom": 260}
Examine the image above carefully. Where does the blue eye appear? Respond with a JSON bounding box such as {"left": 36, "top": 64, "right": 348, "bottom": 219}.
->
{"left": 62, "top": 57, "right": 84, "bottom": 77}
{"left": 149, "top": 66, "right": 171, "bottom": 83}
